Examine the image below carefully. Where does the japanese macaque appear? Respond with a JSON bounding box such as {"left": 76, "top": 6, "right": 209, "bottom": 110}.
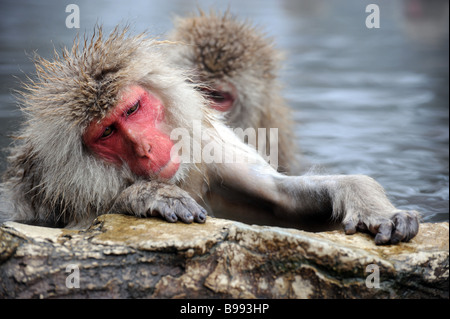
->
{"left": 0, "top": 27, "right": 419, "bottom": 245}
{"left": 168, "top": 11, "right": 297, "bottom": 173}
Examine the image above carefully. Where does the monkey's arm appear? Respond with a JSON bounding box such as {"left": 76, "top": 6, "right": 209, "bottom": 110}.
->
{"left": 214, "top": 162, "right": 419, "bottom": 245}
{"left": 208, "top": 123, "right": 419, "bottom": 244}
{"left": 109, "top": 180, "right": 207, "bottom": 223}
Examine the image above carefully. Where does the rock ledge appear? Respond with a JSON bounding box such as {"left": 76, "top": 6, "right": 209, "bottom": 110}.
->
{"left": 0, "top": 214, "right": 448, "bottom": 298}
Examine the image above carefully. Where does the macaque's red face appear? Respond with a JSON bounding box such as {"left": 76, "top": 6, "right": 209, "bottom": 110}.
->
{"left": 83, "top": 85, "right": 180, "bottom": 180}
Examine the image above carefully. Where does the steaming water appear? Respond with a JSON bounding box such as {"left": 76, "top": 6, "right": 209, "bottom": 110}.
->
{"left": 0, "top": 0, "right": 448, "bottom": 222}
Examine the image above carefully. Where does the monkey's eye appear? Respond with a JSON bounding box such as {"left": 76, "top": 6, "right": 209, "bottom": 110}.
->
{"left": 101, "top": 126, "right": 114, "bottom": 139}
{"left": 208, "top": 91, "right": 226, "bottom": 103}
{"left": 126, "top": 101, "right": 140, "bottom": 116}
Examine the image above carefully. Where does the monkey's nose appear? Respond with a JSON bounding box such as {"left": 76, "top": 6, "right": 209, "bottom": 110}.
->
{"left": 129, "top": 136, "right": 152, "bottom": 158}
{"left": 136, "top": 144, "right": 152, "bottom": 158}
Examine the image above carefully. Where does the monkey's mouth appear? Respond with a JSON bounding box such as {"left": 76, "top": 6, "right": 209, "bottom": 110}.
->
{"left": 155, "top": 155, "right": 181, "bottom": 180}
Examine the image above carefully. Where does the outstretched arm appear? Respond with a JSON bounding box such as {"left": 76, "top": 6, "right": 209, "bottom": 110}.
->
{"left": 207, "top": 123, "right": 419, "bottom": 245}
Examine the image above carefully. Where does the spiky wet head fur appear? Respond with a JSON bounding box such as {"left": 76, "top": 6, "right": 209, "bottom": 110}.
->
{"left": 3, "top": 26, "right": 206, "bottom": 227}
{"left": 170, "top": 10, "right": 281, "bottom": 83}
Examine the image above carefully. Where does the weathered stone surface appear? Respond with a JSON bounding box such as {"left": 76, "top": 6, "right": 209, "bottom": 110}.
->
{"left": 0, "top": 214, "right": 448, "bottom": 299}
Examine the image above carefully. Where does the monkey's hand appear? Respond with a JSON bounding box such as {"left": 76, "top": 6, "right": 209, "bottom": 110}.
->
{"left": 109, "top": 181, "right": 207, "bottom": 224}
{"left": 343, "top": 209, "right": 420, "bottom": 245}
{"left": 281, "top": 175, "right": 420, "bottom": 245}
{"left": 334, "top": 175, "right": 420, "bottom": 245}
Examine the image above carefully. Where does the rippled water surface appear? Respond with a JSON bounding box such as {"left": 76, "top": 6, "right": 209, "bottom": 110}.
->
{"left": 0, "top": 0, "right": 448, "bottom": 222}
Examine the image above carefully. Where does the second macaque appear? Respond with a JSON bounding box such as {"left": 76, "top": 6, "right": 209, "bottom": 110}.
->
{"left": 168, "top": 11, "right": 297, "bottom": 173}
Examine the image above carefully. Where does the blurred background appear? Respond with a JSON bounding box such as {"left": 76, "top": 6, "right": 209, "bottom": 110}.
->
{"left": 0, "top": 0, "right": 448, "bottom": 222}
